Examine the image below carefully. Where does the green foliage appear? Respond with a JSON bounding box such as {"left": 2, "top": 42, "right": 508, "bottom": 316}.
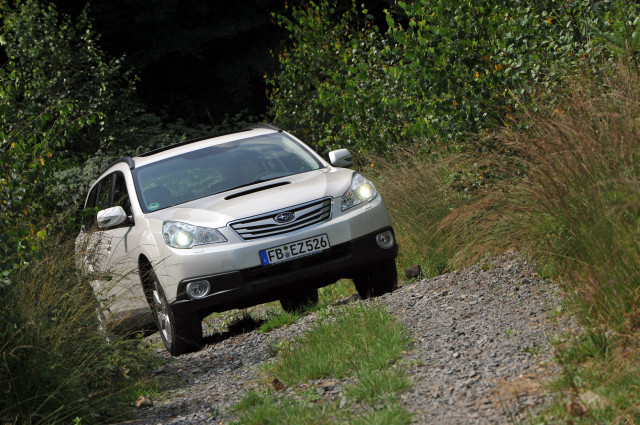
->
{"left": 0, "top": 1, "right": 134, "bottom": 153}
{"left": 268, "top": 0, "right": 636, "bottom": 154}
{"left": 0, "top": 0, "right": 120, "bottom": 267}
{"left": 268, "top": 0, "right": 404, "bottom": 154}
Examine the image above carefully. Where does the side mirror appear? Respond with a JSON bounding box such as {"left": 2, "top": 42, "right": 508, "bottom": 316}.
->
{"left": 329, "top": 149, "right": 353, "bottom": 168}
{"left": 97, "top": 206, "right": 128, "bottom": 229}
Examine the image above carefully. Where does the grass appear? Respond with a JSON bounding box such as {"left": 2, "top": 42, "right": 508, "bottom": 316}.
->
{"left": 499, "top": 64, "right": 640, "bottom": 344}
{"left": 540, "top": 332, "right": 640, "bottom": 423}
{"left": 0, "top": 234, "right": 158, "bottom": 424}
{"left": 233, "top": 303, "right": 413, "bottom": 425}
{"left": 258, "top": 310, "right": 302, "bottom": 333}
{"left": 268, "top": 302, "right": 410, "bottom": 384}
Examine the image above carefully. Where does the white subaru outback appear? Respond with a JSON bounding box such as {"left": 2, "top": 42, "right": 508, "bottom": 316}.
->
{"left": 76, "top": 124, "right": 398, "bottom": 355}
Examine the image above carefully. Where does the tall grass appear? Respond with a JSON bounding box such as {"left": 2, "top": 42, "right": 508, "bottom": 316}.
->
{"left": 0, "top": 233, "right": 156, "bottom": 424}
{"left": 365, "top": 152, "right": 457, "bottom": 278}
{"left": 434, "top": 63, "right": 640, "bottom": 421}
{"left": 498, "top": 64, "right": 640, "bottom": 342}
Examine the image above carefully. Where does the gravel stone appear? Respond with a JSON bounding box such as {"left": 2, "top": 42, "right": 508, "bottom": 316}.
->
{"left": 125, "top": 251, "right": 563, "bottom": 424}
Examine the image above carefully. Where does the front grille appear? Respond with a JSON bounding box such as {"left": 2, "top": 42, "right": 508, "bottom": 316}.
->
{"left": 230, "top": 198, "right": 332, "bottom": 240}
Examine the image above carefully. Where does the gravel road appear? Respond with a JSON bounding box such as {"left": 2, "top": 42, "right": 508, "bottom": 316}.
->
{"left": 128, "top": 252, "right": 562, "bottom": 424}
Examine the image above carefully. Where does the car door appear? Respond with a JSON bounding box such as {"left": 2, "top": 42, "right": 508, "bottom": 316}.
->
{"left": 79, "top": 171, "right": 148, "bottom": 326}
{"left": 104, "top": 171, "right": 148, "bottom": 324}
{"left": 78, "top": 174, "right": 114, "bottom": 314}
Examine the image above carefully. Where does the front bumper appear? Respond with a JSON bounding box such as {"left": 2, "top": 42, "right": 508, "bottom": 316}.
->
{"left": 171, "top": 227, "right": 397, "bottom": 318}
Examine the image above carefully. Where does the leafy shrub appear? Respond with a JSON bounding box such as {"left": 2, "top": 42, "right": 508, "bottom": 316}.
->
{"left": 268, "top": 0, "right": 637, "bottom": 154}
{"left": 0, "top": 0, "right": 134, "bottom": 266}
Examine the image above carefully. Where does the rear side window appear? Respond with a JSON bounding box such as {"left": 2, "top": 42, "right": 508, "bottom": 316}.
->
{"left": 82, "top": 184, "right": 100, "bottom": 230}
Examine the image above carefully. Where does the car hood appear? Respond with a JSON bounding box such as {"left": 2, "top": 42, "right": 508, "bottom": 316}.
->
{"left": 145, "top": 168, "right": 354, "bottom": 228}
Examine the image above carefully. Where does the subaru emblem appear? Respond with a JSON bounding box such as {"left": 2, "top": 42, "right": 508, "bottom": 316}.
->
{"left": 274, "top": 211, "right": 295, "bottom": 224}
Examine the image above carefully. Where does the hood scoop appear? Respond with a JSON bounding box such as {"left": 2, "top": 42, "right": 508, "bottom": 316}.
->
{"left": 224, "top": 181, "right": 291, "bottom": 200}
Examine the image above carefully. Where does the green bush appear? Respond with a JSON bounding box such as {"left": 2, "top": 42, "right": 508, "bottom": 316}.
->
{"left": 268, "top": 1, "right": 405, "bottom": 154}
{"left": 268, "top": 0, "right": 636, "bottom": 154}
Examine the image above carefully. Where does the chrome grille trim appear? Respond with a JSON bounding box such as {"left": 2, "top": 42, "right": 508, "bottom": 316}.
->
{"left": 230, "top": 198, "right": 332, "bottom": 240}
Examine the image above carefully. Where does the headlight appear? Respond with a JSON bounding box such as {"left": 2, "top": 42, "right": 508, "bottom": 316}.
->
{"left": 341, "top": 173, "right": 378, "bottom": 211}
{"left": 162, "top": 221, "right": 227, "bottom": 249}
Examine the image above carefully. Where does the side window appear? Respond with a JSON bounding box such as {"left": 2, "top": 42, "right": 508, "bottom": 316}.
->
{"left": 82, "top": 184, "right": 100, "bottom": 230}
{"left": 96, "top": 175, "right": 113, "bottom": 211}
{"left": 84, "top": 185, "right": 98, "bottom": 209}
{"left": 113, "top": 172, "right": 132, "bottom": 216}
{"left": 82, "top": 174, "right": 113, "bottom": 231}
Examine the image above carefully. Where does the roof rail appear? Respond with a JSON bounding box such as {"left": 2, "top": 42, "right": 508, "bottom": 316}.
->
{"left": 138, "top": 135, "right": 215, "bottom": 157}
{"left": 244, "top": 123, "right": 282, "bottom": 132}
{"left": 101, "top": 156, "right": 135, "bottom": 175}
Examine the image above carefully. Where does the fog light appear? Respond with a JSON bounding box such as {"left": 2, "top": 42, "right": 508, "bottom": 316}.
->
{"left": 376, "top": 231, "right": 395, "bottom": 249}
{"left": 185, "top": 280, "right": 211, "bottom": 299}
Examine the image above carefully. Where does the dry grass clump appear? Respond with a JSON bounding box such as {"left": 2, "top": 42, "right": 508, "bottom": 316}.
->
{"left": 502, "top": 64, "right": 640, "bottom": 343}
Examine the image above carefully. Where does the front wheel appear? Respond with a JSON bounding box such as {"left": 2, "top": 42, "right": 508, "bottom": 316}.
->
{"left": 353, "top": 259, "right": 398, "bottom": 299}
{"left": 147, "top": 270, "right": 202, "bottom": 356}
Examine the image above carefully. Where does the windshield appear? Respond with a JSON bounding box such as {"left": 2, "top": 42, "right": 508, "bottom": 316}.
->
{"left": 133, "top": 133, "right": 324, "bottom": 212}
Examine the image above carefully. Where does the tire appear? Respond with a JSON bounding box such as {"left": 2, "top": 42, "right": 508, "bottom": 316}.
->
{"left": 146, "top": 269, "right": 202, "bottom": 356}
{"left": 353, "top": 259, "right": 398, "bottom": 299}
{"left": 280, "top": 287, "right": 319, "bottom": 313}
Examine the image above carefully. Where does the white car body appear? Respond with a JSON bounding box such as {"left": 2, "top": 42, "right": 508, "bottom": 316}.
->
{"left": 76, "top": 125, "right": 398, "bottom": 355}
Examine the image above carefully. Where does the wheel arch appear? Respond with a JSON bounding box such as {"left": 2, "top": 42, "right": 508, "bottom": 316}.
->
{"left": 138, "top": 254, "right": 155, "bottom": 306}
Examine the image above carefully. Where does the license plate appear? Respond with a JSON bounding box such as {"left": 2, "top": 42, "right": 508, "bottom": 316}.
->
{"left": 260, "top": 234, "right": 330, "bottom": 266}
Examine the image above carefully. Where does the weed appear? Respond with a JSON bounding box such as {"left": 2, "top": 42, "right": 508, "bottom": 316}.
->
{"left": 259, "top": 310, "right": 301, "bottom": 334}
